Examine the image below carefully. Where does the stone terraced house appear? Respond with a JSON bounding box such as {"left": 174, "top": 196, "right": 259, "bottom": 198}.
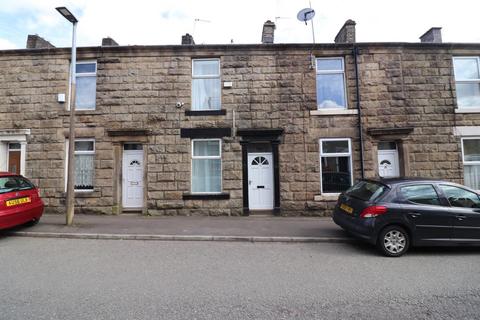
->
{"left": 1, "top": 21, "right": 480, "bottom": 216}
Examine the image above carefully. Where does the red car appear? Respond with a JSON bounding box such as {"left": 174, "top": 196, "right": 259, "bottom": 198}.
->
{"left": 0, "top": 172, "right": 44, "bottom": 230}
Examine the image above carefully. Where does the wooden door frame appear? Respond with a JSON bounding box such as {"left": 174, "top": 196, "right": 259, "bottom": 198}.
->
{"left": 238, "top": 129, "right": 283, "bottom": 216}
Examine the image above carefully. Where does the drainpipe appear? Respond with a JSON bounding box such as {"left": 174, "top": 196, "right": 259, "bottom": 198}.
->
{"left": 353, "top": 45, "right": 365, "bottom": 179}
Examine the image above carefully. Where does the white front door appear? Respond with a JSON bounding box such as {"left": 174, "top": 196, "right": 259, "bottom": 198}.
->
{"left": 248, "top": 153, "right": 274, "bottom": 210}
{"left": 378, "top": 150, "right": 400, "bottom": 178}
{"left": 122, "top": 148, "right": 144, "bottom": 208}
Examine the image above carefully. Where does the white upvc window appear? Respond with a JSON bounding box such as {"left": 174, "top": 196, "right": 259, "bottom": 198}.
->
{"left": 453, "top": 57, "right": 480, "bottom": 109}
{"left": 316, "top": 57, "right": 347, "bottom": 109}
{"left": 319, "top": 138, "right": 353, "bottom": 194}
{"left": 192, "top": 59, "right": 221, "bottom": 110}
{"left": 75, "top": 61, "right": 97, "bottom": 110}
{"left": 191, "top": 139, "right": 222, "bottom": 193}
{"left": 74, "top": 139, "right": 95, "bottom": 191}
{"left": 461, "top": 137, "right": 480, "bottom": 190}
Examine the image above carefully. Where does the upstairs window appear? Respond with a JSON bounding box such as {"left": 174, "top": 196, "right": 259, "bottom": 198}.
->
{"left": 192, "top": 59, "right": 221, "bottom": 110}
{"left": 453, "top": 57, "right": 480, "bottom": 108}
{"left": 316, "top": 58, "right": 347, "bottom": 109}
{"left": 191, "top": 139, "right": 222, "bottom": 193}
{"left": 75, "top": 61, "right": 97, "bottom": 110}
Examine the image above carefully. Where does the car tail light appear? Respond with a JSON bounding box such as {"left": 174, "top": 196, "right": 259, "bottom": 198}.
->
{"left": 31, "top": 188, "right": 40, "bottom": 201}
{"left": 360, "top": 206, "right": 387, "bottom": 218}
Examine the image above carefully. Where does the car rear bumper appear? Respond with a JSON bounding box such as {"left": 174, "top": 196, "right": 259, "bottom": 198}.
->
{"left": 0, "top": 202, "right": 44, "bottom": 230}
{"left": 333, "top": 207, "right": 377, "bottom": 244}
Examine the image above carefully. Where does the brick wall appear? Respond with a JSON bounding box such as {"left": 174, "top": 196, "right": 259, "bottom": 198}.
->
{"left": 0, "top": 43, "right": 479, "bottom": 216}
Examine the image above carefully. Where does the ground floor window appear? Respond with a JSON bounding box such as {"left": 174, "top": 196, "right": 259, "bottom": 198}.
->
{"left": 462, "top": 137, "right": 480, "bottom": 190}
{"left": 191, "top": 139, "right": 221, "bottom": 193}
{"left": 74, "top": 139, "right": 95, "bottom": 190}
{"left": 320, "top": 138, "right": 352, "bottom": 193}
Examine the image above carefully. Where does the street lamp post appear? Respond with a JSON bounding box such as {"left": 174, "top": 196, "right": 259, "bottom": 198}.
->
{"left": 56, "top": 7, "right": 78, "bottom": 226}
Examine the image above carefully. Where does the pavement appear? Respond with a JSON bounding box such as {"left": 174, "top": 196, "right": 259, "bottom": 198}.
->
{"left": 2, "top": 213, "right": 353, "bottom": 243}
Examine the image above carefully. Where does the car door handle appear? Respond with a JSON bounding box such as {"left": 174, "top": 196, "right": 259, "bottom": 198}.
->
{"left": 408, "top": 213, "right": 422, "bottom": 219}
{"left": 257, "top": 186, "right": 265, "bottom": 189}
{"left": 456, "top": 215, "right": 467, "bottom": 221}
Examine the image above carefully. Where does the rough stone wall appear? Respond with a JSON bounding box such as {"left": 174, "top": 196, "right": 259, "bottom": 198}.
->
{"left": 357, "top": 46, "right": 464, "bottom": 183}
{"left": 0, "top": 52, "right": 68, "bottom": 210}
{"left": 1, "top": 43, "right": 480, "bottom": 216}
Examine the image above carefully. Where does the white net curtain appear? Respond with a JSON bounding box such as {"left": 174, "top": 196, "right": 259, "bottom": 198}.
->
{"left": 75, "top": 154, "right": 94, "bottom": 189}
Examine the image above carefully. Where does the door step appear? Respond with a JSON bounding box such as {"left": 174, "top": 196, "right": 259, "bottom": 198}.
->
{"left": 122, "top": 208, "right": 143, "bottom": 214}
{"left": 248, "top": 210, "right": 275, "bottom": 216}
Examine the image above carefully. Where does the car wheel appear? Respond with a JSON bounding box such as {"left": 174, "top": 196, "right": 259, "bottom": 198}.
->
{"left": 377, "top": 225, "right": 409, "bottom": 257}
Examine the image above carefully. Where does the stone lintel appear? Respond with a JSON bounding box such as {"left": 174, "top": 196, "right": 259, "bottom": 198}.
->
{"left": 367, "top": 127, "right": 414, "bottom": 137}
{"left": 0, "top": 129, "right": 31, "bottom": 136}
{"left": 107, "top": 129, "right": 150, "bottom": 137}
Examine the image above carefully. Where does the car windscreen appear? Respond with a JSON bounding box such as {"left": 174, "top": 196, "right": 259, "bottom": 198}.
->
{"left": 345, "top": 180, "right": 388, "bottom": 202}
{"left": 0, "top": 176, "right": 35, "bottom": 194}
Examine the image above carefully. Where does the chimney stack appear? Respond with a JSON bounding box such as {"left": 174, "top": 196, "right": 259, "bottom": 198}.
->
{"left": 334, "top": 19, "right": 356, "bottom": 43}
{"left": 420, "top": 27, "right": 442, "bottom": 43}
{"left": 261, "top": 20, "right": 275, "bottom": 44}
{"left": 181, "top": 33, "right": 195, "bottom": 45}
{"left": 26, "top": 34, "right": 55, "bottom": 49}
{"left": 102, "top": 37, "right": 119, "bottom": 46}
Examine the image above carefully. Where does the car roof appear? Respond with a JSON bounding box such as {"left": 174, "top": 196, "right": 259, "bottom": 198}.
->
{"left": 363, "top": 177, "right": 451, "bottom": 187}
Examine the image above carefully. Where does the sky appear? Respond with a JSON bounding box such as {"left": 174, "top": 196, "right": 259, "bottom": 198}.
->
{"left": 0, "top": 0, "right": 479, "bottom": 50}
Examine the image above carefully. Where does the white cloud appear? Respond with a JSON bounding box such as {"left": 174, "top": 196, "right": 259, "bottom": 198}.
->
{"left": 0, "top": 38, "right": 18, "bottom": 49}
{"left": 0, "top": 0, "right": 479, "bottom": 49}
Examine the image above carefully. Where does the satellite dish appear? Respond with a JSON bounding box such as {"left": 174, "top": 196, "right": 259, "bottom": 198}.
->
{"left": 297, "top": 5, "right": 317, "bottom": 66}
{"left": 297, "top": 8, "right": 315, "bottom": 25}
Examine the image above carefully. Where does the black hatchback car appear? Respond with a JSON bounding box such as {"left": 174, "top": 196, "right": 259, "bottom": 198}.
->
{"left": 333, "top": 178, "right": 480, "bottom": 257}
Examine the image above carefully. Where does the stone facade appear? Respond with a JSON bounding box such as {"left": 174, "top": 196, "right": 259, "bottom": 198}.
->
{"left": 1, "top": 42, "right": 480, "bottom": 216}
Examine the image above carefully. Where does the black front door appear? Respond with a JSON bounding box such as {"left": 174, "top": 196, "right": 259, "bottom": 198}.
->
{"left": 399, "top": 184, "right": 454, "bottom": 243}
{"left": 438, "top": 184, "right": 480, "bottom": 241}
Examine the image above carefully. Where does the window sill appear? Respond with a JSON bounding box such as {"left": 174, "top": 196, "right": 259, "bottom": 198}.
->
{"left": 182, "top": 192, "right": 230, "bottom": 200}
{"left": 61, "top": 190, "right": 100, "bottom": 198}
{"left": 455, "top": 108, "right": 480, "bottom": 114}
{"left": 314, "top": 194, "right": 340, "bottom": 201}
{"left": 61, "top": 110, "right": 101, "bottom": 116}
{"left": 310, "top": 109, "right": 358, "bottom": 116}
{"left": 185, "top": 109, "right": 226, "bottom": 116}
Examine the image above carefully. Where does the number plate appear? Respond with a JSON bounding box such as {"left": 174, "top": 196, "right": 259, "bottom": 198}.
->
{"left": 340, "top": 203, "right": 353, "bottom": 214}
{"left": 6, "top": 197, "right": 31, "bottom": 207}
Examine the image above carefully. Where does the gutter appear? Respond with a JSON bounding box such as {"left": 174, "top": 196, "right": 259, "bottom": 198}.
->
{"left": 353, "top": 45, "right": 365, "bottom": 179}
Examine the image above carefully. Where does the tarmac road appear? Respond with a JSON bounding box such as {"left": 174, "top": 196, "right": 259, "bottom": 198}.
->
{"left": 0, "top": 237, "right": 479, "bottom": 320}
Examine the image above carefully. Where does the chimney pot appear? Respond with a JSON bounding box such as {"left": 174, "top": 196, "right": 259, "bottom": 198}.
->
{"left": 181, "top": 33, "right": 195, "bottom": 45}
{"left": 334, "top": 19, "right": 356, "bottom": 44}
{"left": 102, "top": 37, "right": 119, "bottom": 46}
{"left": 26, "top": 34, "right": 55, "bottom": 49}
{"left": 420, "top": 27, "right": 442, "bottom": 43}
{"left": 261, "top": 20, "right": 276, "bottom": 44}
